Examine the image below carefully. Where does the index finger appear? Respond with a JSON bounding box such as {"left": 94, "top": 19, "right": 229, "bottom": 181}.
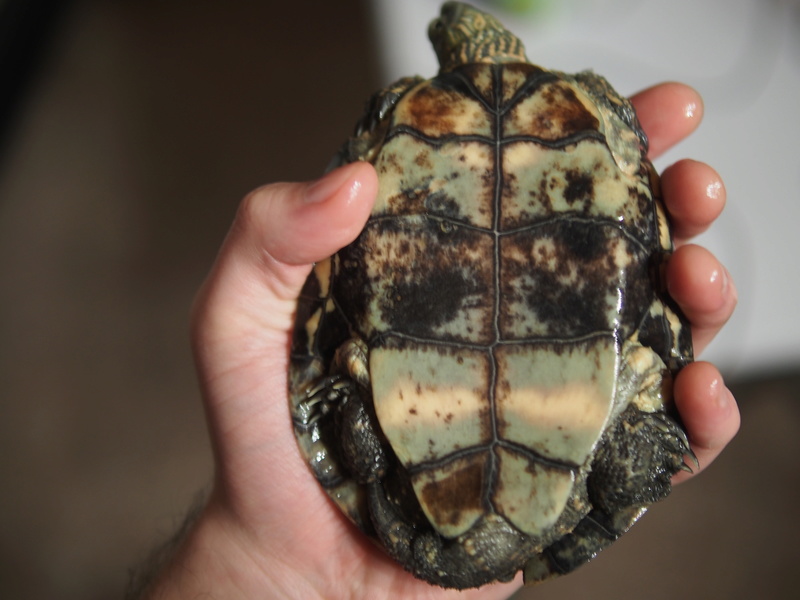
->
{"left": 630, "top": 83, "right": 704, "bottom": 159}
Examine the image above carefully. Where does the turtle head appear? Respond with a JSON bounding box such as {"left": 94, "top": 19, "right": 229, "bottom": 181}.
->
{"left": 428, "top": 2, "right": 527, "bottom": 72}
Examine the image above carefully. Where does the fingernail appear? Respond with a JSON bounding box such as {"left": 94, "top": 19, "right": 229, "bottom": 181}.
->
{"left": 304, "top": 164, "right": 356, "bottom": 204}
{"left": 722, "top": 266, "right": 738, "bottom": 305}
{"left": 708, "top": 263, "right": 731, "bottom": 310}
{"left": 720, "top": 266, "right": 729, "bottom": 297}
{"left": 705, "top": 179, "right": 723, "bottom": 201}
{"left": 714, "top": 380, "right": 733, "bottom": 418}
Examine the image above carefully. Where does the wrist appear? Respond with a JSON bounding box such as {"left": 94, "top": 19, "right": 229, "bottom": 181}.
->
{"left": 131, "top": 498, "right": 274, "bottom": 600}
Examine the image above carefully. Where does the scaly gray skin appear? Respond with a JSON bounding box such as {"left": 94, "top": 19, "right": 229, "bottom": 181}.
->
{"left": 289, "top": 1, "right": 695, "bottom": 589}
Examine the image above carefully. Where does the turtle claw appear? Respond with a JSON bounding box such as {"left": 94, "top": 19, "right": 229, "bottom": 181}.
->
{"left": 643, "top": 411, "right": 697, "bottom": 472}
{"left": 673, "top": 422, "right": 693, "bottom": 456}
{"left": 294, "top": 375, "right": 356, "bottom": 430}
{"left": 305, "top": 374, "right": 348, "bottom": 400}
{"left": 685, "top": 447, "right": 700, "bottom": 470}
{"left": 678, "top": 442, "right": 699, "bottom": 474}
{"left": 668, "top": 420, "right": 698, "bottom": 471}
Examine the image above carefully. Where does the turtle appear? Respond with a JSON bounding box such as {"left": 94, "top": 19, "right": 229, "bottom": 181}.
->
{"left": 289, "top": 1, "right": 696, "bottom": 590}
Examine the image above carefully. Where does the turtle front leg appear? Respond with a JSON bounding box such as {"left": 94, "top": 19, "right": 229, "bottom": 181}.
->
{"left": 523, "top": 404, "right": 695, "bottom": 584}
{"left": 329, "top": 75, "right": 425, "bottom": 168}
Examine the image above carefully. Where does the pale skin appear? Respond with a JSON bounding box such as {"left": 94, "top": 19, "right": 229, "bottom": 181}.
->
{"left": 139, "top": 83, "right": 740, "bottom": 600}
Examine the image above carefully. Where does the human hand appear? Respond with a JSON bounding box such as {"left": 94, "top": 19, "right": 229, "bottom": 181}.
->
{"left": 138, "top": 82, "right": 739, "bottom": 600}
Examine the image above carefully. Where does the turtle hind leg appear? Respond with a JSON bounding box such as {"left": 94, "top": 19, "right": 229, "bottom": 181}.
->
{"left": 317, "top": 337, "right": 392, "bottom": 485}
{"left": 336, "top": 380, "right": 391, "bottom": 485}
{"left": 591, "top": 405, "right": 695, "bottom": 509}
{"left": 367, "top": 482, "right": 524, "bottom": 589}
{"left": 524, "top": 405, "right": 694, "bottom": 585}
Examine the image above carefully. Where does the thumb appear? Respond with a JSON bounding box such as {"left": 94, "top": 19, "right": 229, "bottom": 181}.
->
{"left": 193, "top": 161, "right": 377, "bottom": 354}
{"left": 190, "top": 162, "right": 377, "bottom": 473}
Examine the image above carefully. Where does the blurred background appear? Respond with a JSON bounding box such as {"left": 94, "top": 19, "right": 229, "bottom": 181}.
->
{"left": 0, "top": 0, "right": 797, "bottom": 598}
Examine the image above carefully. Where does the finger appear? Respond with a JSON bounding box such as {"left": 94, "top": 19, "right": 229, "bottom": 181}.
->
{"left": 661, "top": 159, "right": 726, "bottom": 244}
{"left": 630, "top": 82, "right": 703, "bottom": 159}
{"left": 671, "top": 361, "right": 740, "bottom": 485}
{"left": 666, "top": 244, "right": 738, "bottom": 355}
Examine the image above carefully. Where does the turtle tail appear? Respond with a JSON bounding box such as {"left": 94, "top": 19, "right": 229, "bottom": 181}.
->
{"left": 367, "top": 482, "right": 522, "bottom": 589}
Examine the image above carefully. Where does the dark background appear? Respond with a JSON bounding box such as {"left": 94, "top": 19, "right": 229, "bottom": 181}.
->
{"left": 0, "top": 1, "right": 797, "bottom": 598}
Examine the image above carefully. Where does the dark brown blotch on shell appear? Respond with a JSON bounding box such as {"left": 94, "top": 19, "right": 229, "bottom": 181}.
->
{"left": 499, "top": 222, "right": 652, "bottom": 340}
{"left": 563, "top": 169, "right": 594, "bottom": 208}
{"left": 419, "top": 456, "right": 487, "bottom": 527}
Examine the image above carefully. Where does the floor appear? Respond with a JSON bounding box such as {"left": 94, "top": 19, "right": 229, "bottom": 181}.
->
{"left": 0, "top": 1, "right": 797, "bottom": 599}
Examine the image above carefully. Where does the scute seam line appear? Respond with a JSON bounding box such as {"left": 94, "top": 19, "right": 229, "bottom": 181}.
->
{"left": 364, "top": 213, "right": 651, "bottom": 252}
{"left": 384, "top": 126, "right": 605, "bottom": 150}
{"left": 498, "top": 70, "right": 559, "bottom": 116}
{"left": 370, "top": 329, "right": 616, "bottom": 351}
{"left": 404, "top": 438, "right": 578, "bottom": 477}
{"left": 484, "top": 63, "right": 504, "bottom": 514}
